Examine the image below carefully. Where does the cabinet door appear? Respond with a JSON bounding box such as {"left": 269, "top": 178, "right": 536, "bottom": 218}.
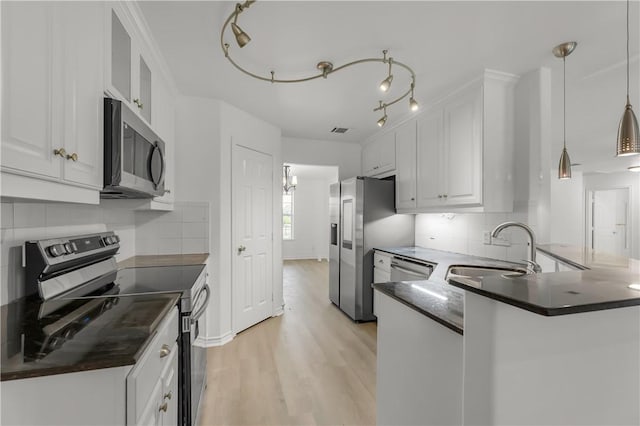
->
{"left": 107, "top": 6, "right": 132, "bottom": 102}
{"left": 443, "top": 87, "right": 483, "bottom": 206}
{"left": 1, "top": 3, "right": 61, "bottom": 179}
{"left": 138, "top": 379, "right": 163, "bottom": 426}
{"left": 374, "top": 267, "right": 391, "bottom": 284}
{"left": 376, "top": 131, "right": 396, "bottom": 174}
{"left": 395, "top": 120, "right": 417, "bottom": 209}
{"left": 160, "top": 344, "right": 179, "bottom": 426}
{"left": 59, "top": 2, "right": 104, "bottom": 189}
{"left": 362, "top": 140, "right": 378, "bottom": 176}
{"left": 138, "top": 55, "right": 152, "bottom": 124}
{"left": 416, "top": 109, "right": 444, "bottom": 208}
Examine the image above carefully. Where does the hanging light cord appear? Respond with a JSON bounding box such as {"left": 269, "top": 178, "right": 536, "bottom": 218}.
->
{"left": 563, "top": 56, "right": 567, "bottom": 149}
{"left": 626, "top": 0, "right": 630, "bottom": 104}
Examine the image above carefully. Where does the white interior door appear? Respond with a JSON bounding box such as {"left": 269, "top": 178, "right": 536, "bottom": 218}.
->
{"left": 590, "top": 188, "right": 629, "bottom": 256}
{"left": 232, "top": 145, "right": 273, "bottom": 333}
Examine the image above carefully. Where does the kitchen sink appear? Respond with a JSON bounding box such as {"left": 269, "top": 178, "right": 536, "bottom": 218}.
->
{"left": 446, "top": 265, "right": 527, "bottom": 282}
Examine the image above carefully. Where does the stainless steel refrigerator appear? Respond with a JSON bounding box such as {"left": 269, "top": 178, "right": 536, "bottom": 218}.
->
{"left": 329, "top": 177, "right": 414, "bottom": 321}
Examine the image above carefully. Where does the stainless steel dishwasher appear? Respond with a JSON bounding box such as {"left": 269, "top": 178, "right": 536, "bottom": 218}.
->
{"left": 390, "top": 256, "right": 434, "bottom": 281}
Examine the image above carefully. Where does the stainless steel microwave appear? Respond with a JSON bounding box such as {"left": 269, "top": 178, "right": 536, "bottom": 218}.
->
{"left": 102, "top": 97, "right": 165, "bottom": 199}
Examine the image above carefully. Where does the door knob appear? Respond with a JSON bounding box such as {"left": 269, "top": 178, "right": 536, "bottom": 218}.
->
{"left": 237, "top": 245, "right": 246, "bottom": 254}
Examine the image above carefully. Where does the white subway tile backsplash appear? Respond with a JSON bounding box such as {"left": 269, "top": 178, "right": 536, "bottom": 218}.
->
{"left": 14, "top": 203, "right": 46, "bottom": 228}
{"left": 157, "top": 238, "right": 182, "bottom": 255}
{"left": 1, "top": 203, "right": 14, "bottom": 229}
{"left": 182, "top": 238, "right": 206, "bottom": 254}
{"left": 136, "top": 238, "right": 159, "bottom": 255}
{"left": 182, "top": 222, "right": 207, "bottom": 239}
{"left": 182, "top": 206, "right": 207, "bottom": 223}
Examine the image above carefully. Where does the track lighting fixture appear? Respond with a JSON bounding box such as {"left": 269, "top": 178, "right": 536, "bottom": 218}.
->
{"left": 616, "top": 0, "right": 639, "bottom": 156}
{"left": 380, "top": 57, "right": 393, "bottom": 92}
{"left": 231, "top": 2, "right": 253, "bottom": 48}
{"left": 553, "top": 41, "right": 577, "bottom": 180}
{"left": 220, "top": 1, "right": 418, "bottom": 128}
{"left": 409, "top": 84, "right": 419, "bottom": 111}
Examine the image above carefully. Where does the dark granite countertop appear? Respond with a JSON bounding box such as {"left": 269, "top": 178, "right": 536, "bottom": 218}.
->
{"left": 1, "top": 292, "right": 180, "bottom": 381}
{"left": 373, "top": 247, "right": 526, "bottom": 332}
{"left": 373, "top": 280, "right": 464, "bottom": 335}
{"left": 449, "top": 268, "right": 640, "bottom": 316}
{"left": 537, "top": 244, "right": 640, "bottom": 273}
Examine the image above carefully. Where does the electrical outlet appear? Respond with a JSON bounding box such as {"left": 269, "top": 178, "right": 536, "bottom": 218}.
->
{"left": 483, "top": 231, "right": 492, "bottom": 245}
{"left": 492, "top": 233, "right": 511, "bottom": 247}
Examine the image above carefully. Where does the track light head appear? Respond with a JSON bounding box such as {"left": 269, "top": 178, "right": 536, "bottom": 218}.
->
{"left": 231, "top": 22, "right": 251, "bottom": 47}
{"left": 379, "top": 74, "right": 393, "bottom": 92}
{"left": 377, "top": 114, "right": 387, "bottom": 127}
{"left": 409, "top": 97, "right": 419, "bottom": 112}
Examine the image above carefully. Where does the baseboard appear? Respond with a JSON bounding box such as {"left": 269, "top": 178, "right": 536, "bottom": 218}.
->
{"left": 283, "top": 256, "right": 329, "bottom": 261}
{"left": 198, "top": 331, "right": 235, "bottom": 347}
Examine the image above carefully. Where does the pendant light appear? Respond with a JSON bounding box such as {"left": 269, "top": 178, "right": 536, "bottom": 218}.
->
{"left": 617, "top": 0, "right": 639, "bottom": 156}
{"left": 553, "top": 41, "right": 577, "bottom": 179}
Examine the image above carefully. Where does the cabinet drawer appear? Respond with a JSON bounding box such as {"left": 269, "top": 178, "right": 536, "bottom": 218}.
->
{"left": 127, "top": 306, "right": 178, "bottom": 424}
{"left": 374, "top": 252, "right": 392, "bottom": 273}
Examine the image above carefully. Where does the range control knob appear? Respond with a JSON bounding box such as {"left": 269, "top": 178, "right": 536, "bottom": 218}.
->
{"left": 47, "top": 244, "right": 66, "bottom": 258}
{"left": 64, "top": 242, "right": 76, "bottom": 254}
{"left": 104, "top": 236, "right": 114, "bottom": 245}
{"left": 113, "top": 235, "right": 120, "bottom": 243}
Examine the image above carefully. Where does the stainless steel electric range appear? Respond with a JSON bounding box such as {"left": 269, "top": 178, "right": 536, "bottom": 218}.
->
{"left": 24, "top": 231, "right": 210, "bottom": 426}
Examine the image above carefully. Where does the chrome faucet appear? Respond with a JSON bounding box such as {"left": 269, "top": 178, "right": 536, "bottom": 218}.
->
{"left": 491, "top": 221, "right": 542, "bottom": 273}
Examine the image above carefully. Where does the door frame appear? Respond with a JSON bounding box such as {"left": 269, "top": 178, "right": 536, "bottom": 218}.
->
{"left": 585, "top": 186, "right": 632, "bottom": 255}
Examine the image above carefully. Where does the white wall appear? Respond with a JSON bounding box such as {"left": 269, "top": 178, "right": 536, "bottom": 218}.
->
{"left": 550, "top": 170, "right": 585, "bottom": 247}
{"left": 282, "top": 137, "right": 361, "bottom": 180}
{"left": 0, "top": 201, "right": 136, "bottom": 304}
{"left": 584, "top": 171, "right": 640, "bottom": 259}
{"left": 282, "top": 177, "right": 331, "bottom": 260}
{"left": 415, "top": 212, "right": 529, "bottom": 264}
{"left": 175, "top": 96, "right": 283, "bottom": 343}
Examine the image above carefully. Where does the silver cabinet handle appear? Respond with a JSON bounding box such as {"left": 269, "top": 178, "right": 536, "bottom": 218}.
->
{"left": 133, "top": 98, "right": 144, "bottom": 109}
{"left": 378, "top": 259, "right": 384, "bottom": 263}
{"left": 237, "top": 245, "right": 246, "bottom": 254}
{"left": 159, "top": 344, "right": 171, "bottom": 358}
{"left": 191, "top": 284, "right": 211, "bottom": 324}
{"left": 53, "top": 148, "right": 67, "bottom": 157}
{"left": 411, "top": 197, "right": 415, "bottom": 201}
{"left": 443, "top": 194, "right": 448, "bottom": 198}
{"left": 438, "top": 194, "right": 443, "bottom": 199}
{"left": 159, "top": 402, "right": 168, "bottom": 412}
{"left": 164, "top": 391, "right": 172, "bottom": 400}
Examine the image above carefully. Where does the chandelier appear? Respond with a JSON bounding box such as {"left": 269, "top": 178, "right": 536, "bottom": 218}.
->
{"left": 220, "top": 0, "right": 418, "bottom": 127}
{"left": 283, "top": 165, "right": 297, "bottom": 193}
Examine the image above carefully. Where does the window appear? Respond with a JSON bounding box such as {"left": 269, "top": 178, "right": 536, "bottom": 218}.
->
{"left": 283, "top": 192, "right": 294, "bottom": 240}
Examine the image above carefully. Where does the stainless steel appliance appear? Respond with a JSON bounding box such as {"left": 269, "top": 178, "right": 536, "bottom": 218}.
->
{"left": 103, "top": 97, "right": 166, "bottom": 198}
{"left": 329, "top": 182, "right": 340, "bottom": 306}
{"left": 25, "top": 232, "right": 210, "bottom": 426}
{"left": 330, "top": 177, "right": 414, "bottom": 321}
{"left": 389, "top": 256, "right": 434, "bottom": 282}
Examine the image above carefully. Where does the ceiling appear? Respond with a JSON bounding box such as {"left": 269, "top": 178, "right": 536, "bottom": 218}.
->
{"left": 139, "top": 1, "right": 640, "bottom": 173}
{"left": 285, "top": 164, "right": 338, "bottom": 182}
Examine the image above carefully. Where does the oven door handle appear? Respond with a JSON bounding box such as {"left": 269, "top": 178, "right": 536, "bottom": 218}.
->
{"left": 190, "top": 284, "right": 211, "bottom": 324}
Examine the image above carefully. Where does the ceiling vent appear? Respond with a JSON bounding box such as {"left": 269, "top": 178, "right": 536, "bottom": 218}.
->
{"left": 331, "top": 127, "right": 349, "bottom": 134}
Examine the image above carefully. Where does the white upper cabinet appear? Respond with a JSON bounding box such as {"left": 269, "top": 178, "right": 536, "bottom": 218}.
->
{"left": 362, "top": 131, "right": 396, "bottom": 177}
{"left": 107, "top": 3, "right": 154, "bottom": 126}
{"left": 403, "top": 70, "right": 517, "bottom": 213}
{"left": 395, "top": 119, "right": 417, "bottom": 209}
{"left": 1, "top": 2, "right": 104, "bottom": 203}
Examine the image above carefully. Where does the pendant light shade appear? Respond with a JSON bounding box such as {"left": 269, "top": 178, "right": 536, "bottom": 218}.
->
{"left": 553, "top": 41, "right": 577, "bottom": 180}
{"left": 617, "top": 101, "right": 640, "bottom": 156}
{"left": 617, "top": 0, "right": 640, "bottom": 156}
{"left": 558, "top": 147, "right": 572, "bottom": 179}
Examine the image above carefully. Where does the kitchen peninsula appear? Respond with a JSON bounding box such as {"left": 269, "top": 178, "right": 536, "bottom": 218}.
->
{"left": 374, "top": 247, "right": 640, "bottom": 425}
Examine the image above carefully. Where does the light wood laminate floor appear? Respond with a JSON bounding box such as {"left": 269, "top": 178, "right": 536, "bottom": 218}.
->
{"left": 198, "top": 260, "right": 377, "bottom": 425}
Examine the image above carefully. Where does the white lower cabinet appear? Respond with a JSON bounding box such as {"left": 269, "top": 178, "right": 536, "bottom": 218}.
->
{"left": 127, "top": 307, "right": 179, "bottom": 425}
{"left": 373, "top": 251, "right": 392, "bottom": 283}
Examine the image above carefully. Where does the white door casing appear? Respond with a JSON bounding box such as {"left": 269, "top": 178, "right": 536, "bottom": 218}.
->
{"left": 232, "top": 145, "right": 274, "bottom": 333}
{"left": 589, "top": 188, "right": 630, "bottom": 257}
